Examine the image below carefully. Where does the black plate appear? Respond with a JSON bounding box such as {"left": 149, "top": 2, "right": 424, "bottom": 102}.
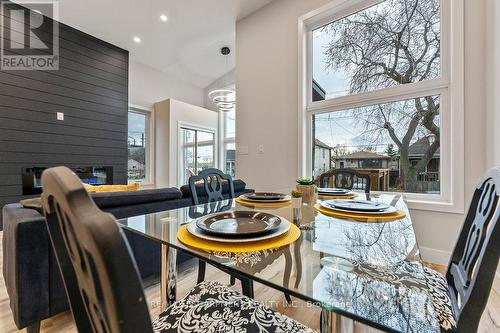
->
{"left": 326, "top": 199, "right": 390, "bottom": 212}
{"left": 195, "top": 211, "right": 282, "bottom": 237}
{"left": 242, "top": 192, "right": 288, "bottom": 201}
{"left": 318, "top": 188, "right": 350, "bottom": 195}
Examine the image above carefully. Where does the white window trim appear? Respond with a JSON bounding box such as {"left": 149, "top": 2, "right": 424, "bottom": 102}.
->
{"left": 177, "top": 121, "right": 218, "bottom": 186}
{"left": 128, "top": 104, "right": 155, "bottom": 186}
{"left": 217, "top": 110, "right": 237, "bottom": 176}
{"left": 298, "top": 0, "right": 464, "bottom": 214}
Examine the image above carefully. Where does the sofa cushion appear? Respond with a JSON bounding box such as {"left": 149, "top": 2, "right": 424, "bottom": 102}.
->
{"left": 180, "top": 179, "right": 247, "bottom": 198}
{"left": 91, "top": 188, "right": 182, "bottom": 209}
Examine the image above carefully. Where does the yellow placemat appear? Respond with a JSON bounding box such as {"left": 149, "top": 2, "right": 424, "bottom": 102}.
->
{"left": 314, "top": 204, "right": 406, "bottom": 223}
{"left": 235, "top": 197, "right": 292, "bottom": 208}
{"left": 318, "top": 193, "right": 358, "bottom": 199}
{"left": 177, "top": 223, "right": 301, "bottom": 253}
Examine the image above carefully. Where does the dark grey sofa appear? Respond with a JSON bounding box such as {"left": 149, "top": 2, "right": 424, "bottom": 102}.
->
{"left": 2, "top": 180, "right": 250, "bottom": 332}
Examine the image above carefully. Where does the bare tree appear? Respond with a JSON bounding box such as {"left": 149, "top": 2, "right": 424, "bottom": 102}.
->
{"left": 322, "top": 0, "right": 440, "bottom": 191}
{"left": 332, "top": 144, "right": 349, "bottom": 157}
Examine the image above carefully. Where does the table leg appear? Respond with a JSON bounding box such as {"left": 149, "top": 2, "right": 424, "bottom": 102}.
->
{"left": 294, "top": 237, "right": 302, "bottom": 288}
{"left": 161, "top": 244, "right": 177, "bottom": 310}
{"left": 320, "top": 309, "right": 354, "bottom": 333}
{"left": 283, "top": 246, "right": 292, "bottom": 304}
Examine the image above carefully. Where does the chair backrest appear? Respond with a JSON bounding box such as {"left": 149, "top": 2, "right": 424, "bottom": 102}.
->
{"left": 188, "top": 199, "right": 233, "bottom": 219}
{"left": 188, "top": 168, "right": 235, "bottom": 205}
{"left": 315, "top": 168, "right": 371, "bottom": 194}
{"left": 446, "top": 167, "right": 500, "bottom": 333}
{"left": 41, "top": 166, "right": 152, "bottom": 333}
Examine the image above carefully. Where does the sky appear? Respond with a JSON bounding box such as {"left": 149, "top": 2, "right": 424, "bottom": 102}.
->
{"left": 311, "top": 3, "right": 434, "bottom": 155}
{"left": 312, "top": 28, "right": 351, "bottom": 99}
{"left": 128, "top": 111, "right": 147, "bottom": 146}
{"left": 312, "top": 28, "right": 393, "bottom": 153}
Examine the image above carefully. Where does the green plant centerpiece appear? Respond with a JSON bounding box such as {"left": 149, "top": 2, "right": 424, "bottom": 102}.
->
{"left": 296, "top": 178, "right": 316, "bottom": 203}
{"left": 291, "top": 189, "right": 303, "bottom": 208}
{"left": 296, "top": 178, "right": 314, "bottom": 186}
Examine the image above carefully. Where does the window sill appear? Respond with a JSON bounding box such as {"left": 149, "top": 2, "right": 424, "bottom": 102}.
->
{"left": 406, "top": 197, "right": 464, "bottom": 215}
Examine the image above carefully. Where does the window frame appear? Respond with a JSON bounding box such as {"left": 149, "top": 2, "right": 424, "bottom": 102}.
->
{"left": 128, "top": 105, "right": 155, "bottom": 186}
{"left": 219, "top": 109, "right": 236, "bottom": 177}
{"left": 298, "top": 0, "right": 464, "bottom": 213}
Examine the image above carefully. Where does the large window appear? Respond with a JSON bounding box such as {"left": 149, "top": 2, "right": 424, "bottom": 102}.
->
{"left": 128, "top": 109, "right": 151, "bottom": 184}
{"left": 302, "top": 0, "right": 464, "bottom": 210}
{"left": 313, "top": 96, "right": 440, "bottom": 194}
{"left": 179, "top": 127, "right": 216, "bottom": 185}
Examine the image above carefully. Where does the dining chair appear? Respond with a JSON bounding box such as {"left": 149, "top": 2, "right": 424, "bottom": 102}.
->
{"left": 188, "top": 168, "right": 238, "bottom": 283}
{"left": 188, "top": 168, "right": 294, "bottom": 302}
{"left": 188, "top": 168, "right": 235, "bottom": 205}
{"left": 187, "top": 199, "right": 248, "bottom": 288}
{"left": 188, "top": 199, "right": 233, "bottom": 219}
{"left": 315, "top": 168, "right": 371, "bottom": 194}
{"left": 40, "top": 166, "right": 314, "bottom": 333}
{"left": 423, "top": 167, "right": 500, "bottom": 333}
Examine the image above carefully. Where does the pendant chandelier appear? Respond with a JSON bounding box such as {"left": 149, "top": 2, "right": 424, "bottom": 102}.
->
{"left": 208, "top": 47, "right": 235, "bottom": 113}
{"left": 208, "top": 89, "right": 235, "bottom": 113}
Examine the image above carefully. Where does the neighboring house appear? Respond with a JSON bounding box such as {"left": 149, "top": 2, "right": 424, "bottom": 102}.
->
{"left": 407, "top": 136, "right": 440, "bottom": 181}
{"left": 312, "top": 79, "right": 326, "bottom": 102}
{"left": 332, "top": 151, "right": 391, "bottom": 169}
{"left": 128, "top": 158, "right": 145, "bottom": 171}
{"left": 313, "top": 139, "right": 332, "bottom": 177}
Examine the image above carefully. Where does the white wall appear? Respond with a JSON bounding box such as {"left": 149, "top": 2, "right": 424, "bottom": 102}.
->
{"left": 236, "top": 0, "right": 492, "bottom": 265}
{"left": 486, "top": 0, "right": 500, "bottom": 169}
{"left": 485, "top": 0, "right": 500, "bottom": 281}
{"left": 129, "top": 60, "right": 204, "bottom": 108}
{"left": 154, "top": 99, "right": 218, "bottom": 188}
{"left": 236, "top": 0, "right": 332, "bottom": 186}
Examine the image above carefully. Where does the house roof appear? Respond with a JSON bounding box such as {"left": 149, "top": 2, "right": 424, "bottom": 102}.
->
{"left": 332, "top": 150, "right": 390, "bottom": 160}
{"left": 314, "top": 139, "right": 332, "bottom": 150}
{"left": 312, "top": 79, "right": 326, "bottom": 102}
{"left": 128, "top": 159, "right": 144, "bottom": 167}
{"left": 408, "top": 137, "right": 440, "bottom": 157}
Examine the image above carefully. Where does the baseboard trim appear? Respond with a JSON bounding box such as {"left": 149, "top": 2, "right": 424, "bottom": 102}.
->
{"left": 419, "top": 246, "right": 450, "bottom": 265}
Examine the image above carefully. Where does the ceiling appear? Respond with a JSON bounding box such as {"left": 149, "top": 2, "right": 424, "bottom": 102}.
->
{"left": 52, "top": 0, "right": 273, "bottom": 88}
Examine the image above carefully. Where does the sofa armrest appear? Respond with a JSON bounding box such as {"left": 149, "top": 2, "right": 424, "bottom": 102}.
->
{"left": 2, "top": 204, "right": 51, "bottom": 329}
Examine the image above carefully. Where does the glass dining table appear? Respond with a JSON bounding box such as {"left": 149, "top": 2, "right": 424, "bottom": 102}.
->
{"left": 116, "top": 193, "right": 441, "bottom": 333}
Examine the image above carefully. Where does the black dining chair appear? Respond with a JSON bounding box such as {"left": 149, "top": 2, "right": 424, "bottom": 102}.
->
{"left": 188, "top": 168, "right": 293, "bottom": 303}
{"left": 187, "top": 198, "right": 251, "bottom": 293}
{"left": 315, "top": 168, "right": 371, "bottom": 194}
{"left": 188, "top": 168, "right": 235, "bottom": 205}
{"left": 188, "top": 168, "right": 238, "bottom": 283}
{"left": 40, "top": 166, "right": 314, "bottom": 333}
{"left": 423, "top": 167, "right": 500, "bottom": 333}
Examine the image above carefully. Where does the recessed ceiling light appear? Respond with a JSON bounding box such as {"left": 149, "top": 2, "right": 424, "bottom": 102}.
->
{"left": 160, "top": 14, "right": 168, "bottom": 22}
{"left": 133, "top": 36, "right": 141, "bottom": 43}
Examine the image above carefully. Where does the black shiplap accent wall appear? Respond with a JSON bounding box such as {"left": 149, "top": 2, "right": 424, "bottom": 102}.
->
{"left": 0, "top": 4, "right": 129, "bottom": 225}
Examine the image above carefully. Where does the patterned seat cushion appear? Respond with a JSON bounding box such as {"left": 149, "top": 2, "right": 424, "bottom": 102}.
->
{"left": 153, "top": 281, "right": 315, "bottom": 333}
{"left": 423, "top": 267, "right": 457, "bottom": 332}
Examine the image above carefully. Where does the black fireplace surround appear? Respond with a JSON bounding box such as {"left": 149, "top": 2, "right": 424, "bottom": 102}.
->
{"left": 22, "top": 166, "right": 114, "bottom": 195}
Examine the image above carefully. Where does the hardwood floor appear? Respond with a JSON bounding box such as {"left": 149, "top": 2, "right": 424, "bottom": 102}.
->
{"left": 0, "top": 232, "right": 498, "bottom": 332}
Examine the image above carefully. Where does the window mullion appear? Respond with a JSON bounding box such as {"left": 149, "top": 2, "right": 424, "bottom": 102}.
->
{"left": 307, "top": 78, "right": 448, "bottom": 114}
